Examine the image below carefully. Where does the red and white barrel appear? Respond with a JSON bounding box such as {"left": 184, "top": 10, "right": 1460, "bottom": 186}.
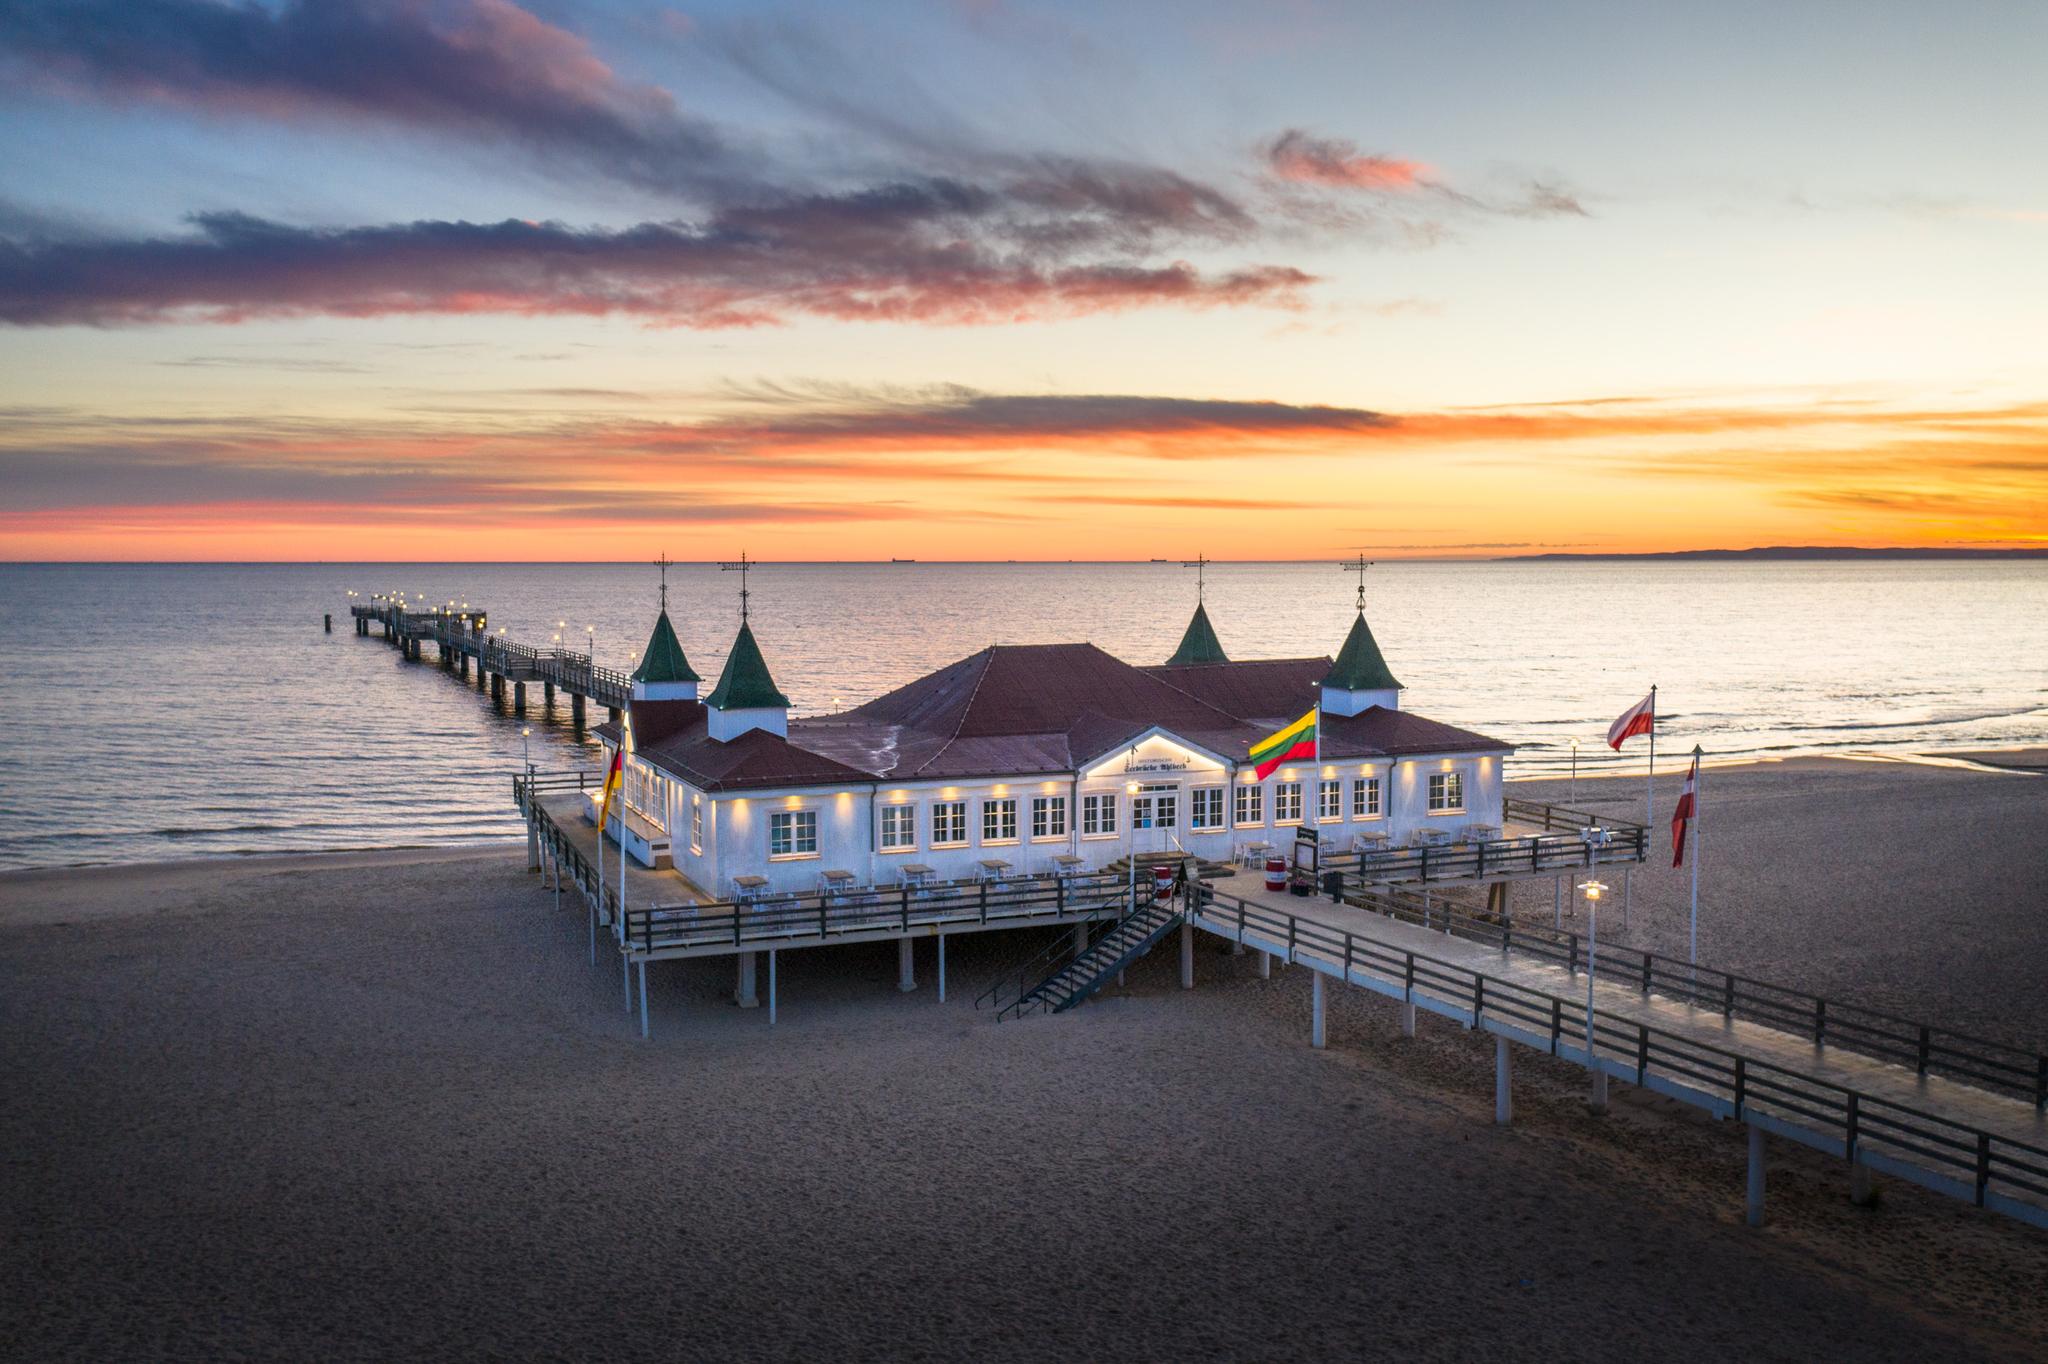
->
{"left": 1153, "top": 864, "right": 1175, "bottom": 900}
{"left": 1265, "top": 857, "right": 1287, "bottom": 893}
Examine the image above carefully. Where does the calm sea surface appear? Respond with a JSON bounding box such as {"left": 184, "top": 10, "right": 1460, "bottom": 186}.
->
{"left": 0, "top": 561, "right": 2041, "bottom": 870}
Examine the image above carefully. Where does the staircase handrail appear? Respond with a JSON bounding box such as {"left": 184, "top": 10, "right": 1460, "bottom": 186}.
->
{"left": 972, "top": 885, "right": 1134, "bottom": 1012}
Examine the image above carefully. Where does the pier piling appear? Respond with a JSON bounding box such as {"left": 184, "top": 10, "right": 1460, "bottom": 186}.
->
{"left": 571, "top": 693, "right": 586, "bottom": 726}
{"left": 1746, "top": 1125, "right": 1767, "bottom": 1226}
{"left": 897, "top": 939, "right": 915, "bottom": 993}
{"left": 737, "top": 951, "right": 760, "bottom": 1007}
{"left": 1180, "top": 923, "right": 1195, "bottom": 989}
{"left": 323, "top": 613, "right": 332, "bottom": 633}
{"left": 1310, "top": 972, "right": 1326, "bottom": 1048}
{"left": 513, "top": 681, "right": 527, "bottom": 714}
{"left": 1495, "top": 1036, "right": 1513, "bottom": 1124}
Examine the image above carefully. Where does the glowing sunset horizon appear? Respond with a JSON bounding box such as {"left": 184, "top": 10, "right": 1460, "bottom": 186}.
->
{"left": 2, "top": 1, "right": 2043, "bottom": 561}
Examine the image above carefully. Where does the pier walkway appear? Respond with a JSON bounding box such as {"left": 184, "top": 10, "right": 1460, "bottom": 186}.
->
{"left": 348, "top": 599, "right": 631, "bottom": 720}
{"left": 1187, "top": 872, "right": 2048, "bottom": 1230}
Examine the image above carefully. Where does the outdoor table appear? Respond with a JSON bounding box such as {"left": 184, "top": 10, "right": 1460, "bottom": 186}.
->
{"left": 976, "top": 858, "right": 1014, "bottom": 882}
{"left": 819, "top": 869, "right": 858, "bottom": 899}
{"left": 731, "top": 874, "right": 770, "bottom": 905}
{"left": 1464, "top": 823, "right": 1503, "bottom": 843}
{"left": 1352, "top": 830, "right": 1391, "bottom": 852}
{"left": 1411, "top": 826, "right": 1452, "bottom": 847}
{"left": 1052, "top": 854, "right": 1087, "bottom": 876}
{"left": 1240, "top": 840, "right": 1275, "bottom": 867}
{"left": 897, "top": 863, "right": 936, "bottom": 889}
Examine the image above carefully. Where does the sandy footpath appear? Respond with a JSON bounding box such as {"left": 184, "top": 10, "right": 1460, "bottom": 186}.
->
{"left": 2, "top": 756, "right": 2045, "bottom": 1362}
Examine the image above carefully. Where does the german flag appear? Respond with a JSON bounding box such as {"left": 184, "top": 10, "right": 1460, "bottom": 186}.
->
{"left": 1249, "top": 707, "right": 1318, "bottom": 781}
{"left": 597, "top": 744, "right": 624, "bottom": 829}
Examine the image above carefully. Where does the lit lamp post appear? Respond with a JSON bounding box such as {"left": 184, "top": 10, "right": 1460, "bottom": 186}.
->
{"left": 522, "top": 725, "right": 532, "bottom": 772}
{"left": 1579, "top": 877, "right": 1610, "bottom": 1111}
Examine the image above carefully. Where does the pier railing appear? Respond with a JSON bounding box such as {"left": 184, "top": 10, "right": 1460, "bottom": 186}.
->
{"left": 1191, "top": 883, "right": 2048, "bottom": 1225}
{"left": 619, "top": 873, "right": 1128, "bottom": 956}
{"left": 1337, "top": 882, "right": 2048, "bottom": 1109}
{"left": 1340, "top": 823, "right": 1648, "bottom": 885}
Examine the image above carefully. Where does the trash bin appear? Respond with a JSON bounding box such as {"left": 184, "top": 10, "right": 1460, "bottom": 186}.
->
{"left": 1152, "top": 864, "right": 1175, "bottom": 901}
{"left": 1264, "top": 857, "right": 1287, "bottom": 893}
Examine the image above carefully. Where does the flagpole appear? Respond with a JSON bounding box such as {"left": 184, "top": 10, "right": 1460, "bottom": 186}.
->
{"left": 1690, "top": 744, "right": 1703, "bottom": 968}
{"left": 1645, "top": 684, "right": 1657, "bottom": 835}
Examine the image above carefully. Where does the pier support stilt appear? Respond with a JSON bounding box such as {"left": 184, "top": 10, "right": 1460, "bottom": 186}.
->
{"left": 897, "top": 938, "right": 916, "bottom": 993}
{"left": 1071, "top": 922, "right": 1089, "bottom": 959}
{"left": 1622, "top": 868, "right": 1632, "bottom": 933}
{"left": 1401, "top": 1000, "right": 1416, "bottom": 1037}
{"left": 1554, "top": 875, "right": 1563, "bottom": 929}
{"left": 1747, "top": 1124, "right": 1767, "bottom": 1227}
{"left": 323, "top": 613, "right": 332, "bottom": 634}
{"left": 1310, "top": 971, "right": 1326, "bottom": 1049}
{"left": 1495, "top": 1035, "right": 1512, "bottom": 1124}
{"left": 638, "top": 961, "right": 649, "bottom": 1038}
{"left": 1590, "top": 1067, "right": 1609, "bottom": 1113}
{"left": 937, "top": 936, "right": 947, "bottom": 1003}
{"left": 571, "top": 693, "right": 586, "bottom": 726}
{"left": 606, "top": 706, "right": 621, "bottom": 725}
{"left": 736, "top": 951, "right": 760, "bottom": 1008}
{"left": 1257, "top": 949, "right": 1271, "bottom": 980}
{"left": 1850, "top": 1156, "right": 1877, "bottom": 1207}
{"left": 514, "top": 681, "right": 526, "bottom": 714}
{"left": 768, "top": 951, "right": 778, "bottom": 1025}
{"left": 544, "top": 681, "right": 555, "bottom": 706}
{"left": 589, "top": 902, "right": 596, "bottom": 964}
{"left": 623, "top": 950, "right": 631, "bottom": 1012}
{"left": 527, "top": 820, "right": 540, "bottom": 872}
{"left": 1180, "top": 923, "right": 1195, "bottom": 989}
{"left": 458, "top": 653, "right": 468, "bottom": 679}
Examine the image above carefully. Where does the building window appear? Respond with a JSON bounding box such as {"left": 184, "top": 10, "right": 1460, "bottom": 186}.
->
{"left": 1274, "top": 781, "right": 1303, "bottom": 824}
{"left": 1031, "top": 796, "right": 1068, "bottom": 839}
{"left": 1317, "top": 779, "right": 1342, "bottom": 822}
{"left": 880, "top": 803, "right": 916, "bottom": 851}
{"left": 982, "top": 798, "right": 1019, "bottom": 843}
{"left": 932, "top": 800, "right": 968, "bottom": 847}
{"left": 1352, "top": 777, "right": 1381, "bottom": 819}
{"left": 1233, "top": 783, "right": 1264, "bottom": 826}
{"left": 768, "top": 809, "right": 817, "bottom": 858}
{"left": 690, "top": 796, "right": 703, "bottom": 854}
{"left": 1082, "top": 793, "right": 1118, "bottom": 837}
{"left": 1428, "top": 772, "right": 1466, "bottom": 813}
{"left": 1190, "top": 786, "right": 1225, "bottom": 830}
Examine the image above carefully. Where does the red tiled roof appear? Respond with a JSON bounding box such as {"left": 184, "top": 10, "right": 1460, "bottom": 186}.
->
{"left": 622, "top": 642, "right": 1511, "bottom": 791}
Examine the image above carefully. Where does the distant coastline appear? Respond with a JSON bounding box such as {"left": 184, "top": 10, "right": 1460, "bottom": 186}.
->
{"left": 1497, "top": 545, "right": 2048, "bottom": 562}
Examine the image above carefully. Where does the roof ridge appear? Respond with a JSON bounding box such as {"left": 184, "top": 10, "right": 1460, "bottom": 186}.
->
{"left": 909, "top": 645, "right": 997, "bottom": 777}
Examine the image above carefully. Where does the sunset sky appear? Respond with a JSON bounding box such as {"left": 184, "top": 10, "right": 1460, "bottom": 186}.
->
{"left": 2, "top": 0, "right": 2044, "bottom": 560}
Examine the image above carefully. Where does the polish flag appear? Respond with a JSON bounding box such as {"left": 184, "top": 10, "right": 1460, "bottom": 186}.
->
{"left": 1606, "top": 691, "right": 1655, "bottom": 749}
{"left": 1671, "top": 753, "right": 1699, "bottom": 867}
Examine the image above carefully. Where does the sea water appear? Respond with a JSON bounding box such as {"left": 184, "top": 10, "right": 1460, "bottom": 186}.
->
{"left": 0, "top": 560, "right": 2040, "bottom": 869}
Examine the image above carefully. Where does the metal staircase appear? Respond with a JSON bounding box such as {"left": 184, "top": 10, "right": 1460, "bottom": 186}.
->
{"left": 993, "top": 898, "right": 1184, "bottom": 1021}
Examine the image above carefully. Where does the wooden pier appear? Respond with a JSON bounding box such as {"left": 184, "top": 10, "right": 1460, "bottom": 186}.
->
{"left": 348, "top": 598, "right": 631, "bottom": 723}
{"left": 1188, "top": 873, "right": 2048, "bottom": 1231}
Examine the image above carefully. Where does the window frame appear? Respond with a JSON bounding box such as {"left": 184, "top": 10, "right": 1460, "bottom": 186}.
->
{"left": 880, "top": 802, "right": 917, "bottom": 852}
{"left": 1030, "top": 795, "right": 1069, "bottom": 841}
{"left": 931, "top": 799, "right": 969, "bottom": 848}
{"left": 768, "top": 808, "right": 819, "bottom": 860}
{"left": 981, "top": 797, "right": 1019, "bottom": 845}
{"left": 1351, "top": 777, "right": 1381, "bottom": 819}
{"left": 1316, "top": 778, "right": 1343, "bottom": 823}
{"left": 1427, "top": 771, "right": 1466, "bottom": 814}
{"left": 1081, "top": 793, "right": 1119, "bottom": 839}
{"left": 1274, "top": 781, "right": 1303, "bottom": 825}
{"left": 1189, "top": 785, "right": 1225, "bottom": 831}
{"left": 1233, "top": 782, "right": 1264, "bottom": 828}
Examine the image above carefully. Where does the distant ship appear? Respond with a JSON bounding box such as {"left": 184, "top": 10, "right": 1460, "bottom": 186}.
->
{"left": 890, "top": 557, "right": 916, "bottom": 563}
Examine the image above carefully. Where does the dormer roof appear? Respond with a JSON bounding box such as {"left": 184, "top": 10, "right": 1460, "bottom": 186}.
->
{"left": 705, "top": 621, "right": 790, "bottom": 711}
{"left": 1322, "top": 611, "right": 1402, "bottom": 692}
{"left": 632, "top": 610, "right": 699, "bottom": 684}
{"left": 1164, "top": 602, "right": 1229, "bottom": 666}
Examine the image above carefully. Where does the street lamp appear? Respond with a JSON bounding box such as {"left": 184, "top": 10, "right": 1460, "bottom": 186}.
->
{"left": 586, "top": 625, "right": 596, "bottom": 666}
{"left": 1578, "top": 877, "right": 1609, "bottom": 1106}
{"left": 522, "top": 725, "right": 532, "bottom": 771}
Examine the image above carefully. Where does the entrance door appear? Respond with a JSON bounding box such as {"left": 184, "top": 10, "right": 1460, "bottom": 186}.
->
{"left": 1131, "top": 783, "right": 1180, "bottom": 855}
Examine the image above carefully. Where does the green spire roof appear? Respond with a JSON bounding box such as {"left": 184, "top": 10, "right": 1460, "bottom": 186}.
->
{"left": 632, "top": 610, "right": 699, "bottom": 684}
{"left": 705, "top": 621, "right": 791, "bottom": 711}
{"left": 1166, "top": 602, "right": 1229, "bottom": 666}
{"left": 1323, "top": 610, "right": 1403, "bottom": 692}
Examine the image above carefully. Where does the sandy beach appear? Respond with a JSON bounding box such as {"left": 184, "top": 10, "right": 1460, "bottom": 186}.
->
{"left": 3, "top": 755, "right": 2044, "bottom": 1361}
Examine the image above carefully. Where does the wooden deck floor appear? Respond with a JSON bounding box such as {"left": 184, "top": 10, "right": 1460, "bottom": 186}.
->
{"left": 1197, "top": 870, "right": 2048, "bottom": 1225}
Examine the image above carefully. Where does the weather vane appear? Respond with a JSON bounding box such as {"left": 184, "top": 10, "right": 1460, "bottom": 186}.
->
{"left": 717, "top": 550, "right": 752, "bottom": 622}
{"left": 1181, "top": 553, "right": 1210, "bottom": 602}
{"left": 1340, "top": 553, "right": 1372, "bottom": 610}
{"left": 652, "top": 552, "right": 673, "bottom": 611}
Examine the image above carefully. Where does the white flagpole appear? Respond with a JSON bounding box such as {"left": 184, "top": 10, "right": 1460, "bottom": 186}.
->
{"left": 1690, "top": 744, "right": 1703, "bottom": 968}
{"left": 1645, "top": 684, "right": 1657, "bottom": 836}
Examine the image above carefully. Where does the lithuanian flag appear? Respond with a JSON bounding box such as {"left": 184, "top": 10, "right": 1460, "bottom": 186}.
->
{"left": 1249, "top": 707, "right": 1318, "bottom": 781}
{"left": 597, "top": 745, "right": 624, "bottom": 829}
